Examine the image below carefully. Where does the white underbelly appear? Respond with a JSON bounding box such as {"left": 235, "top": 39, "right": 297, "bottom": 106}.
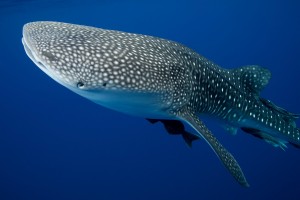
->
{"left": 75, "top": 89, "right": 174, "bottom": 119}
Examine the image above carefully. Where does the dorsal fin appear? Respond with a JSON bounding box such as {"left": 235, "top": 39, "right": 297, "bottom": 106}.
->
{"left": 231, "top": 65, "right": 271, "bottom": 94}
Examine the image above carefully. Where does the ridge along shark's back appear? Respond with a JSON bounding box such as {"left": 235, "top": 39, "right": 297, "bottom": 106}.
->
{"left": 22, "top": 21, "right": 300, "bottom": 187}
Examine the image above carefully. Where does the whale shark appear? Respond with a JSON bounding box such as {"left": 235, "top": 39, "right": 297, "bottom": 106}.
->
{"left": 22, "top": 21, "right": 300, "bottom": 187}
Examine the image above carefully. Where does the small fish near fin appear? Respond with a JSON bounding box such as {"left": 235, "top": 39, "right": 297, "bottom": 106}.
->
{"left": 146, "top": 119, "right": 160, "bottom": 124}
{"left": 146, "top": 119, "right": 199, "bottom": 147}
{"left": 177, "top": 111, "right": 249, "bottom": 187}
{"left": 182, "top": 131, "right": 200, "bottom": 148}
{"left": 241, "top": 127, "right": 288, "bottom": 150}
{"left": 232, "top": 65, "right": 271, "bottom": 95}
{"left": 259, "top": 98, "right": 300, "bottom": 127}
{"left": 223, "top": 125, "right": 238, "bottom": 135}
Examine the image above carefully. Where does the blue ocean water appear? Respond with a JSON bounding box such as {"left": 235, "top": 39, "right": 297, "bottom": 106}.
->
{"left": 1, "top": 0, "right": 300, "bottom": 199}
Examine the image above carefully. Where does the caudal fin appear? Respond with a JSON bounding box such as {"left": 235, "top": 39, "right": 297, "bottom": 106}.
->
{"left": 260, "top": 98, "right": 299, "bottom": 126}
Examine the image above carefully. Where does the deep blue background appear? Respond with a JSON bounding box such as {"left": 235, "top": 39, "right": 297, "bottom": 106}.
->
{"left": 1, "top": 0, "right": 300, "bottom": 199}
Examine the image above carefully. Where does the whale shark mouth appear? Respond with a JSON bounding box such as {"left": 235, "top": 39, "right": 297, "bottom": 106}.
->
{"left": 22, "top": 32, "right": 73, "bottom": 90}
{"left": 22, "top": 35, "right": 47, "bottom": 72}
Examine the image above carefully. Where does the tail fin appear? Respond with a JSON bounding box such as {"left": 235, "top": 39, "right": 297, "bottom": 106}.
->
{"left": 289, "top": 128, "right": 300, "bottom": 148}
{"left": 258, "top": 98, "right": 300, "bottom": 149}
{"left": 260, "top": 98, "right": 299, "bottom": 126}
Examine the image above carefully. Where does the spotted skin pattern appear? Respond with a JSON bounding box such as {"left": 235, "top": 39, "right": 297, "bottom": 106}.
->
{"left": 22, "top": 21, "right": 300, "bottom": 187}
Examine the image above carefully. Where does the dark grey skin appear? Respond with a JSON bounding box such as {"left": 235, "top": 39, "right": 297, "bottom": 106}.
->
{"left": 22, "top": 21, "right": 300, "bottom": 187}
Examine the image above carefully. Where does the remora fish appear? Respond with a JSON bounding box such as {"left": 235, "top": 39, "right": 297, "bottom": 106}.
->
{"left": 22, "top": 21, "right": 300, "bottom": 187}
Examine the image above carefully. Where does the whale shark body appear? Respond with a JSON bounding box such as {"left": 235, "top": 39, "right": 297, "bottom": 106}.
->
{"left": 22, "top": 21, "right": 300, "bottom": 187}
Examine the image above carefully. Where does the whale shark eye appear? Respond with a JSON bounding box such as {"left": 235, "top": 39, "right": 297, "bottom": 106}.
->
{"left": 77, "top": 81, "right": 84, "bottom": 88}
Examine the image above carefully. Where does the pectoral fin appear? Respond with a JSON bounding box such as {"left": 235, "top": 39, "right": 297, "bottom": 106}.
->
{"left": 178, "top": 111, "right": 249, "bottom": 187}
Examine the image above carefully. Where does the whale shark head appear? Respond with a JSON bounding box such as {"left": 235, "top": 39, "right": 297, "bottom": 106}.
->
{"left": 22, "top": 21, "right": 192, "bottom": 118}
